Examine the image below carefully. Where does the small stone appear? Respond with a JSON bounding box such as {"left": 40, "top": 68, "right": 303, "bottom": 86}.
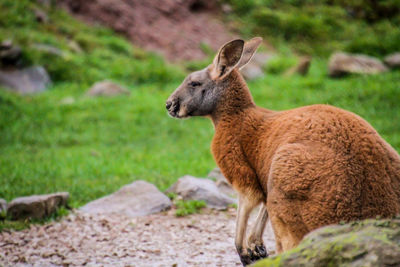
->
{"left": 67, "top": 40, "right": 83, "bottom": 53}
{"left": 221, "top": 4, "right": 232, "bottom": 14}
{"left": 0, "top": 40, "right": 13, "bottom": 50}
{"left": 285, "top": 56, "right": 312, "bottom": 76}
{"left": 240, "top": 62, "right": 264, "bottom": 80}
{"left": 7, "top": 192, "right": 69, "bottom": 220}
{"left": 166, "top": 175, "right": 236, "bottom": 210}
{"left": 86, "top": 80, "right": 130, "bottom": 97}
{"left": 32, "top": 44, "right": 65, "bottom": 57}
{"left": 34, "top": 8, "right": 49, "bottom": 23}
{"left": 384, "top": 52, "right": 400, "bottom": 69}
{"left": 59, "top": 96, "right": 75, "bottom": 105}
{"left": 240, "top": 52, "right": 274, "bottom": 80}
{"left": 80, "top": 181, "right": 172, "bottom": 217}
{"left": 0, "top": 198, "right": 7, "bottom": 214}
{"left": 328, "top": 52, "right": 388, "bottom": 77}
{"left": 0, "top": 40, "right": 22, "bottom": 66}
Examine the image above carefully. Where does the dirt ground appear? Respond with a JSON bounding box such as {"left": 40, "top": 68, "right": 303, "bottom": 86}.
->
{"left": 0, "top": 207, "right": 276, "bottom": 267}
{"left": 58, "top": 0, "right": 235, "bottom": 62}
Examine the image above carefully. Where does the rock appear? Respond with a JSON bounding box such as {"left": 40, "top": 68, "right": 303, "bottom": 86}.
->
{"left": 240, "top": 52, "right": 273, "bottom": 81}
{"left": 384, "top": 52, "right": 400, "bottom": 69}
{"left": 0, "top": 40, "right": 22, "bottom": 66}
{"left": 7, "top": 192, "right": 69, "bottom": 220}
{"left": 328, "top": 52, "right": 388, "bottom": 77}
{"left": 34, "top": 8, "right": 49, "bottom": 23}
{"left": 285, "top": 56, "right": 312, "bottom": 76}
{"left": 0, "top": 66, "right": 51, "bottom": 94}
{"left": 60, "top": 96, "right": 75, "bottom": 105}
{"left": 0, "top": 198, "right": 7, "bottom": 214}
{"left": 80, "top": 180, "right": 172, "bottom": 217}
{"left": 32, "top": 44, "right": 65, "bottom": 57}
{"left": 86, "top": 80, "right": 130, "bottom": 97}
{"left": 68, "top": 40, "right": 83, "bottom": 53}
{"left": 207, "top": 167, "right": 236, "bottom": 198}
{"left": 36, "top": 0, "right": 51, "bottom": 7}
{"left": 221, "top": 4, "right": 232, "bottom": 14}
{"left": 167, "top": 175, "right": 236, "bottom": 210}
{"left": 240, "top": 62, "right": 264, "bottom": 80}
{"left": 253, "top": 218, "right": 400, "bottom": 267}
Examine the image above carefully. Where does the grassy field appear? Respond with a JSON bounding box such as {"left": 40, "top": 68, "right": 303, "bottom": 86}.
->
{"left": 1, "top": 1, "right": 399, "bottom": 218}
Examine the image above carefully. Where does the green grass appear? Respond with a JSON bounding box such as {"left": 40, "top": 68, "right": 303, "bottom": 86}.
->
{"left": 1, "top": 60, "right": 399, "bottom": 208}
{"left": 175, "top": 199, "right": 207, "bottom": 217}
{"left": 0, "top": 0, "right": 400, "bottom": 231}
{"left": 223, "top": 0, "right": 400, "bottom": 56}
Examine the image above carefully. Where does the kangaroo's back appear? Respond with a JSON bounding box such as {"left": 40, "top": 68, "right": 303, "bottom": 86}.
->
{"left": 262, "top": 104, "right": 400, "bottom": 252}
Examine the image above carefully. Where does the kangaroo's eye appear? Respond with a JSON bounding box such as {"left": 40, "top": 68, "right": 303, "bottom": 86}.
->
{"left": 189, "top": 81, "right": 202, "bottom": 87}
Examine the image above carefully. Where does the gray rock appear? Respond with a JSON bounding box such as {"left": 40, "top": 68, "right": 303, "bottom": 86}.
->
{"left": 328, "top": 52, "right": 388, "bottom": 77}
{"left": 0, "top": 66, "right": 51, "bottom": 94}
{"left": 59, "top": 96, "right": 75, "bottom": 105}
{"left": 86, "top": 80, "right": 130, "bottom": 97}
{"left": 240, "top": 52, "right": 273, "bottom": 80}
{"left": 68, "top": 40, "right": 83, "bottom": 53}
{"left": 254, "top": 218, "right": 400, "bottom": 267}
{"left": 7, "top": 192, "right": 69, "bottom": 220}
{"left": 34, "top": 8, "right": 48, "bottom": 23}
{"left": 32, "top": 44, "right": 65, "bottom": 57}
{"left": 0, "top": 40, "right": 22, "bottom": 66}
{"left": 285, "top": 56, "right": 312, "bottom": 76}
{"left": 207, "top": 167, "right": 237, "bottom": 198}
{"left": 240, "top": 62, "right": 264, "bottom": 80}
{"left": 167, "top": 175, "right": 236, "bottom": 210}
{"left": 384, "top": 52, "right": 400, "bottom": 69}
{"left": 80, "top": 180, "right": 172, "bottom": 217}
{"left": 0, "top": 198, "right": 7, "bottom": 214}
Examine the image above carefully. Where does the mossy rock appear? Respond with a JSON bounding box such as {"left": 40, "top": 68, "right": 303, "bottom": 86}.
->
{"left": 253, "top": 218, "right": 400, "bottom": 267}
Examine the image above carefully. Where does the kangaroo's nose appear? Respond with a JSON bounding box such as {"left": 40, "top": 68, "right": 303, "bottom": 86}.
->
{"left": 166, "top": 101, "right": 172, "bottom": 110}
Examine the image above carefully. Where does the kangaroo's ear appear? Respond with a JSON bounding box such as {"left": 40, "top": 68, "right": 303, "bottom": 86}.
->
{"left": 237, "top": 37, "right": 263, "bottom": 70}
{"left": 210, "top": 39, "right": 244, "bottom": 80}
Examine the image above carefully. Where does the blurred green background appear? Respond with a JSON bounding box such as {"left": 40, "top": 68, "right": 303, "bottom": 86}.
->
{"left": 0, "top": 0, "right": 399, "bottom": 210}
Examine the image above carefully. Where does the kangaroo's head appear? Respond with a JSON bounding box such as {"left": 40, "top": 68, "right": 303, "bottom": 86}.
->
{"left": 166, "top": 37, "right": 262, "bottom": 118}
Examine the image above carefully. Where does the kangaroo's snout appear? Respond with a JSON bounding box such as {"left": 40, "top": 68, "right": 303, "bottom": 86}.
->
{"left": 166, "top": 97, "right": 180, "bottom": 117}
{"left": 165, "top": 101, "right": 172, "bottom": 110}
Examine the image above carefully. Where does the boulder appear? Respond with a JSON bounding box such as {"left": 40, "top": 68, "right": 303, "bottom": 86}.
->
{"left": 328, "top": 52, "right": 388, "bottom": 77}
{"left": 285, "top": 56, "right": 312, "bottom": 76}
{"left": 0, "top": 198, "right": 7, "bottom": 214}
{"left": 7, "top": 192, "right": 69, "bottom": 220}
{"left": 80, "top": 181, "right": 172, "bottom": 217}
{"left": 86, "top": 80, "right": 130, "bottom": 97}
{"left": 384, "top": 52, "right": 400, "bottom": 69}
{"left": 253, "top": 218, "right": 400, "bottom": 267}
{"left": 207, "top": 167, "right": 236, "bottom": 198}
{"left": 167, "top": 175, "right": 236, "bottom": 210}
{"left": 240, "top": 52, "right": 273, "bottom": 80}
{"left": 0, "top": 66, "right": 51, "bottom": 94}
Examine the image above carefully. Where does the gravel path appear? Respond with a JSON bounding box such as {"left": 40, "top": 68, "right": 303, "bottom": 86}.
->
{"left": 0, "top": 208, "right": 276, "bottom": 266}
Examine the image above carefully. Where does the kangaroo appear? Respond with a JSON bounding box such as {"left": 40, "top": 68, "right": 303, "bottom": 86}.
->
{"left": 166, "top": 37, "right": 400, "bottom": 266}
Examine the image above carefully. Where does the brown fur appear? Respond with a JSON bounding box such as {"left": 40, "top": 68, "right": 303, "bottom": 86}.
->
{"left": 166, "top": 38, "right": 400, "bottom": 265}
{"left": 211, "top": 69, "right": 400, "bottom": 252}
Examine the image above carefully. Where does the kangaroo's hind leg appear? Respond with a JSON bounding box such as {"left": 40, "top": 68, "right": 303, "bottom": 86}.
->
{"left": 247, "top": 203, "right": 269, "bottom": 258}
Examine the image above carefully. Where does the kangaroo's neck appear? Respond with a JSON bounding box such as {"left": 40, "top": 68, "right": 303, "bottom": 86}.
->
{"left": 210, "top": 69, "right": 256, "bottom": 127}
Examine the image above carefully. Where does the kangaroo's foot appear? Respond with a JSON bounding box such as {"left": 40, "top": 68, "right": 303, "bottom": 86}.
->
{"left": 238, "top": 245, "right": 268, "bottom": 266}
